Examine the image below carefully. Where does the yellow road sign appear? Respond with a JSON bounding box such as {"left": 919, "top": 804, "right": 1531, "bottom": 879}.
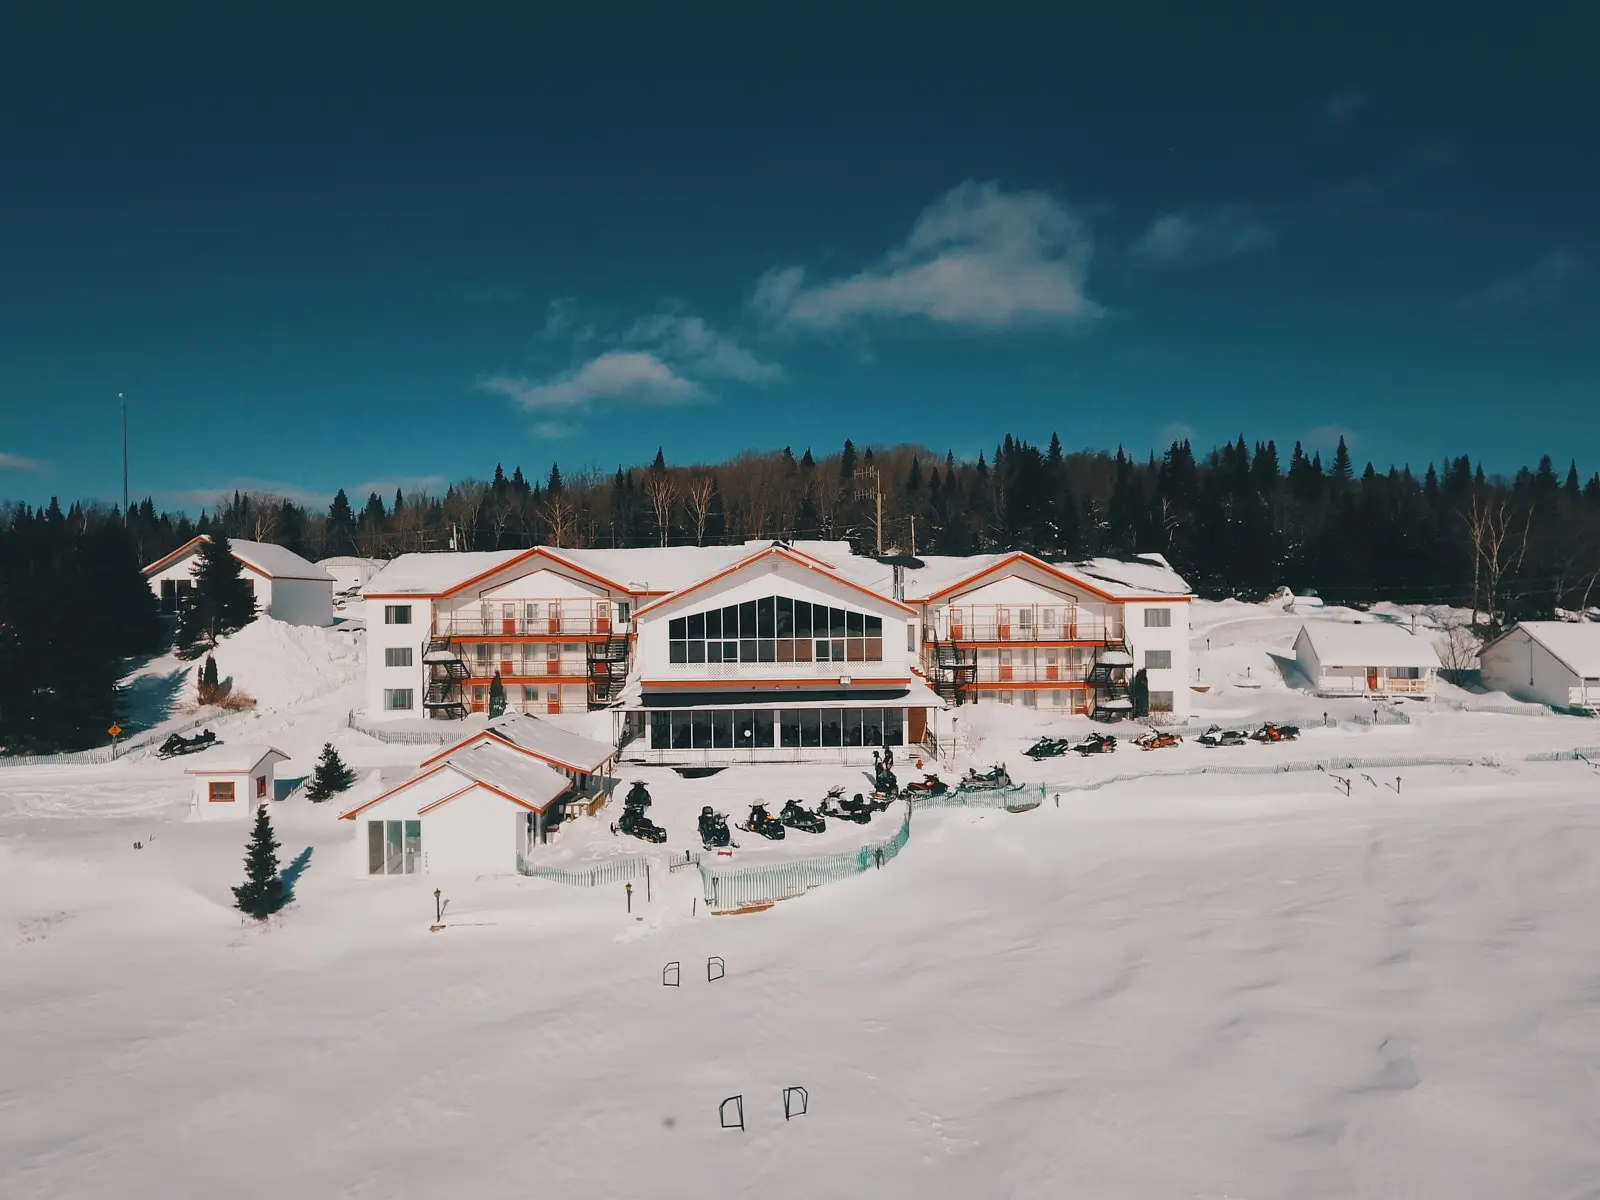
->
{"left": 108, "top": 724, "right": 122, "bottom": 738}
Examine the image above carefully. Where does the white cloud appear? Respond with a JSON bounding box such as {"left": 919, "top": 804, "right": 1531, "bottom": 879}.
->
{"left": 538, "top": 298, "right": 596, "bottom": 345}
{"left": 751, "top": 180, "right": 1102, "bottom": 332}
{"left": 1132, "top": 205, "right": 1276, "bottom": 266}
{"left": 623, "top": 312, "right": 783, "bottom": 383}
{"left": 1322, "top": 87, "right": 1372, "bottom": 126}
{"left": 1461, "top": 248, "right": 1583, "bottom": 313}
{"left": 531, "top": 420, "right": 578, "bottom": 439}
{"left": 0, "top": 451, "right": 48, "bottom": 474}
{"left": 479, "top": 350, "right": 700, "bottom": 412}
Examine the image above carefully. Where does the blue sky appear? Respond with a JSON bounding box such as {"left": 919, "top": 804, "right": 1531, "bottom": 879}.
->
{"left": 1, "top": 3, "right": 1595, "bottom": 512}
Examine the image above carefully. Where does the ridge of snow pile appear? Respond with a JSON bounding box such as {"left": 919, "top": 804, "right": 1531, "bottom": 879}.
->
{"left": 206, "top": 618, "right": 362, "bottom": 711}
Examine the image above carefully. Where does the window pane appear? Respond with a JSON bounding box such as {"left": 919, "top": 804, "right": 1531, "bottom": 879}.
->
{"left": 844, "top": 709, "right": 863, "bottom": 746}
{"left": 780, "top": 710, "right": 801, "bottom": 747}
{"left": 386, "top": 821, "right": 403, "bottom": 874}
{"left": 862, "top": 709, "right": 884, "bottom": 746}
{"left": 866, "top": 637, "right": 882, "bottom": 661}
{"left": 722, "top": 605, "right": 740, "bottom": 637}
{"left": 651, "top": 711, "right": 671, "bottom": 748}
{"left": 672, "top": 711, "right": 693, "bottom": 749}
{"left": 820, "top": 709, "right": 843, "bottom": 746}
{"left": 794, "top": 638, "right": 813, "bottom": 662}
{"left": 669, "top": 641, "right": 687, "bottom": 664}
{"left": 670, "top": 617, "right": 687, "bottom": 639}
{"left": 865, "top": 614, "right": 882, "bottom": 638}
{"left": 776, "top": 597, "right": 794, "bottom": 637}
{"left": 795, "top": 601, "right": 812, "bottom": 638}
{"left": 739, "top": 601, "right": 757, "bottom": 638}
{"left": 815, "top": 639, "right": 831, "bottom": 662}
{"left": 830, "top": 607, "right": 846, "bottom": 636}
{"left": 847, "top": 638, "right": 865, "bottom": 662}
{"left": 758, "top": 639, "right": 775, "bottom": 663}
{"left": 798, "top": 709, "right": 819, "bottom": 747}
{"left": 688, "top": 641, "right": 706, "bottom": 664}
{"left": 733, "top": 711, "right": 755, "bottom": 748}
{"left": 757, "top": 596, "right": 775, "bottom": 637}
{"left": 740, "top": 639, "right": 757, "bottom": 663}
{"left": 705, "top": 609, "right": 722, "bottom": 638}
{"left": 755, "top": 710, "right": 775, "bottom": 748}
{"left": 367, "top": 822, "right": 385, "bottom": 874}
{"left": 847, "top": 610, "right": 864, "bottom": 636}
{"left": 776, "top": 639, "right": 795, "bottom": 663}
{"left": 723, "top": 640, "right": 738, "bottom": 661}
{"left": 707, "top": 641, "right": 723, "bottom": 664}
{"left": 687, "top": 612, "right": 705, "bottom": 639}
{"left": 404, "top": 821, "right": 422, "bottom": 873}
{"left": 884, "top": 710, "right": 904, "bottom": 745}
{"left": 832, "top": 639, "right": 844, "bottom": 663}
{"left": 692, "top": 711, "right": 713, "bottom": 748}
{"left": 713, "top": 710, "right": 734, "bottom": 748}
{"left": 1144, "top": 650, "right": 1172, "bottom": 670}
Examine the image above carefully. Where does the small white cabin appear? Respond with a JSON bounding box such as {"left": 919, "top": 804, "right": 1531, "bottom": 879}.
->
{"left": 185, "top": 746, "right": 289, "bottom": 818}
{"left": 1292, "top": 621, "right": 1440, "bottom": 697}
{"left": 144, "top": 536, "right": 335, "bottom": 627}
{"left": 1479, "top": 622, "right": 1600, "bottom": 713}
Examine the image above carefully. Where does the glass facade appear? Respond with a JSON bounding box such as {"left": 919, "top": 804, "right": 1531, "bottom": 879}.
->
{"left": 368, "top": 819, "right": 423, "bottom": 874}
{"left": 667, "top": 595, "right": 884, "bottom": 665}
{"left": 649, "top": 707, "right": 903, "bottom": 751}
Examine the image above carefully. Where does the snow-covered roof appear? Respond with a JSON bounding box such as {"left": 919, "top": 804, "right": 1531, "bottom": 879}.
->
{"left": 1497, "top": 621, "right": 1600, "bottom": 678}
{"left": 182, "top": 745, "right": 289, "bottom": 774}
{"left": 364, "top": 550, "right": 526, "bottom": 596}
{"left": 441, "top": 741, "right": 572, "bottom": 808}
{"left": 316, "top": 555, "right": 381, "bottom": 568}
{"left": 900, "top": 551, "right": 1192, "bottom": 602}
{"left": 1297, "top": 621, "right": 1443, "bottom": 668}
{"left": 478, "top": 712, "right": 616, "bottom": 774}
{"left": 145, "top": 536, "right": 334, "bottom": 582}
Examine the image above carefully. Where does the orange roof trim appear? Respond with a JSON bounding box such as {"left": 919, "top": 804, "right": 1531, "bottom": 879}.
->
{"left": 909, "top": 552, "right": 1193, "bottom": 605}
{"left": 142, "top": 534, "right": 270, "bottom": 581}
{"left": 633, "top": 545, "right": 916, "bottom": 620}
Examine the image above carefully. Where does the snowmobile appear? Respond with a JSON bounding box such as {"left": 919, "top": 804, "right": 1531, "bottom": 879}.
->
{"left": 958, "top": 764, "right": 1018, "bottom": 792}
{"left": 155, "top": 729, "right": 218, "bottom": 759}
{"left": 617, "top": 803, "right": 667, "bottom": 844}
{"left": 624, "top": 781, "right": 653, "bottom": 809}
{"left": 871, "top": 766, "right": 899, "bottom": 799}
{"left": 779, "top": 799, "right": 827, "bottom": 834}
{"left": 901, "top": 773, "right": 950, "bottom": 798}
{"left": 1071, "top": 733, "right": 1117, "bottom": 756}
{"left": 821, "top": 790, "right": 876, "bottom": 824}
{"left": 1025, "top": 736, "right": 1072, "bottom": 759}
{"left": 738, "top": 802, "right": 787, "bottom": 840}
{"left": 698, "top": 806, "right": 733, "bottom": 850}
{"left": 1133, "top": 729, "right": 1182, "bottom": 751}
{"left": 1197, "top": 725, "right": 1248, "bottom": 748}
{"left": 1251, "top": 722, "right": 1300, "bottom": 743}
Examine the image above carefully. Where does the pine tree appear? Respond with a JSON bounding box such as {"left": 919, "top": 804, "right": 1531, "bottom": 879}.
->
{"left": 197, "top": 654, "right": 224, "bottom": 705}
{"left": 1331, "top": 437, "right": 1354, "bottom": 484}
{"left": 651, "top": 447, "right": 667, "bottom": 473}
{"left": 1130, "top": 668, "right": 1150, "bottom": 719}
{"left": 839, "top": 439, "right": 857, "bottom": 480}
{"left": 304, "top": 742, "right": 356, "bottom": 801}
{"left": 233, "top": 804, "right": 287, "bottom": 920}
{"left": 177, "top": 535, "right": 258, "bottom": 657}
{"left": 488, "top": 670, "right": 506, "bottom": 718}
{"left": 547, "top": 463, "right": 564, "bottom": 495}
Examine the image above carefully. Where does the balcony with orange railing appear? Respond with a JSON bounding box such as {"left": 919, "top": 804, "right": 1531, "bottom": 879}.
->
{"left": 434, "top": 600, "right": 628, "bottom": 639}
{"left": 931, "top": 604, "right": 1122, "bottom": 644}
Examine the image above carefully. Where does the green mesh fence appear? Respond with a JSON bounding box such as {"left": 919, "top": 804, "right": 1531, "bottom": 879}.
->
{"left": 699, "top": 805, "right": 912, "bottom": 910}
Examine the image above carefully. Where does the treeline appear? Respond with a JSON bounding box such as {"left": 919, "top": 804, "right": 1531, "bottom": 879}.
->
{"left": 4, "top": 433, "right": 1600, "bottom": 752}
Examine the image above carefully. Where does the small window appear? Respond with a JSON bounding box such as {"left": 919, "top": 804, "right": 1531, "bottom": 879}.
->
{"left": 1149, "top": 690, "right": 1175, "bottom": 712}
{"left": 907, "top": 624, "right": 917, "bottom": 652}
{"left": 1144, "top": 608, "right": 1172, "bottom": 628}
{"left": 384, "top": 604, "right": 412, "bottom": 625}
{"left": 255, "top": 775, "right": 267, "bottom": 798}
{"left": 208, "top": 780, "right": 235, "bottom": 802}
{"left": 1144, "top": 650, "right": 1172, "bottom": 670}
{"left": 385, "top": 646, "right": 414, "bottom": 667}
{"left": 383, "top": 688, "right": 414, "bottom": 711}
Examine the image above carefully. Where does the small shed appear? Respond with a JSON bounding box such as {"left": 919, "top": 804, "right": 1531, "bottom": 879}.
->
{"left": 144, "top": 536, "right": 335, "bottom": 627}
{"left": 1479, "top": 621, "right": 1600, "bottom": 712}
{"left": 1292, "top": 621, "right": 1441, "bottom": 697}
{"left": 185, "top": 746, "right": 289, "bottom": 818}
{"left": 339, "top": 737, "right": 575, "bottom": 876}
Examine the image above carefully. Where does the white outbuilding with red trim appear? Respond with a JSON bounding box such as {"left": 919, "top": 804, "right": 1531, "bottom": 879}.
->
{"left": 340, "top": 735, "right": 578, "bottom": 877}
{"left": 185, "top": 746, "right": 288, "bottom": 818}
{"left": 144, "top": 536, "right": 335, "bottom": 627}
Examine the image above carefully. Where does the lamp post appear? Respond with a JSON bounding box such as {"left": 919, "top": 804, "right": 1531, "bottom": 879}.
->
{"left": 626, "top": 882, "right": 633, "bottom": 913}
{"left": 430, "top": 888, "right": 444, "bottom": 932}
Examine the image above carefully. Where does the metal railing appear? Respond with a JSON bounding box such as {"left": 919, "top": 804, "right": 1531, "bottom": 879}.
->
{"left": 928, "top": 662, "right": 1095, "bottom": 685}
{"left": 0, "top": 711, "right": 228, "bottom": 768}
{"left": 663, "top": 657, "right": 888, "bottom": 678}
{"left": 1316, "top": 676, "right": 1433, "bottom": 696}
{"left": 519, "top": 855, "right": 650, "bottom": 886}
{"left": 931, "top": 606, "right": 1122, "bottom": 644}
{"left": 435, "top": 614, "right": 627, "bottom": 638}
{"left": 698, "top": 805, "right": 912, "bottom": 911}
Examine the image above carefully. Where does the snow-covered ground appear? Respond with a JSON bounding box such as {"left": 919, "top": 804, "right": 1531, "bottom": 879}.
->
{"left": 3, "top": 602, "right": 1600, "bottom": 1198}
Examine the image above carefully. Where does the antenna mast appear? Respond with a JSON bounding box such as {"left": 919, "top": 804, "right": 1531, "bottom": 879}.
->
{"left": 120, "top": 392, "right": 128, "bottom": 515}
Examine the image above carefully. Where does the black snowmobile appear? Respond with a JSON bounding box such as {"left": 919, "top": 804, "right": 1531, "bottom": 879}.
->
{"left": 779, "top": 799, "right": 827, "bottom": 834}
{"left": 698, "top": 805, "right": 733, "bottom": 849}
{"left": 1251, "top": 722, "right": 1301, "bottom": 743}
{"left": 625, "top": 781, "right": 653, "bottom": 808}
{"left": 821, "top": 788, "right": 876, "bottom": 823}
{"left": 1025, "top": 736, "right": 1072, "bottom": 759}
{"left": 738, "top": 802, "right": 787, "bottom": 840}
{"left": 617, "top": 804, "right": 667, "bottom": 843}
{"left": 1071, "top": 732, "right": 1117, "bottom": 756}
{"left": 155, "top": 729, "right": 218, "bottom": 759}
{"left": 958, "top": 764, "right": 1015, "bottom": 791}
{"left": 1197, "top": 725, "right": 1248, "bottom": 748}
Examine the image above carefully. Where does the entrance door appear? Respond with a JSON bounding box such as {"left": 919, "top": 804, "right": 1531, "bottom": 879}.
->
{"left": 547, "top": 648, "right": 562, "bottom": 676}
{"left": 908, "top": 708, "right": 926, "bottom": 744}
{"left": 595, "top": 600, "right": 610, "bottom": 634}
{"left": 548, "top": 602, "right": 562, "bottom": 634}
{"left": 998, "top": 649, "right": 1014, "bottom": 682}
{"left": 502, "top": 603, "right": 517, "bottom": 634}
{"left": 547, "top": 688, "right": 561, "bottom": 715}
{"left": 997, "top": 607, "right": 1011, "bottom": 640}
{"left": 949, "top": 608, "right": 964, "bottom": 640}
{"left": 1367, "top": 668, "right": 1379, "bottom": 692}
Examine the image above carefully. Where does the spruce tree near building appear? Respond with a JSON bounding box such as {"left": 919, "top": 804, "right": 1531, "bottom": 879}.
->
{"left": 488, "top": 670, "right": 507, "bottom": 718}
{"left": 233, "top": 804, "right": 287, "bottom": 920}
{"left": 175, "top": 535, "right": 258, "bottom": 659}
{"left": 1131, "top": 668, "right": 1150, "bottom": 719}
{"left": 305, "top": 742, "right": 357, "bottom": 801}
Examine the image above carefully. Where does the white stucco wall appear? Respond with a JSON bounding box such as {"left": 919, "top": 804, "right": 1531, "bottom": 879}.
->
{"left": 1480, "top": 631, "right": 1579, "bottom": 708}
{"left": 189, "top": 769, "right": 271, "bottom": 818}
{"left": 348, "top": 771, "right": 526, "bottom": 877}
{"left": 1121, "top": 599, "right": 1191, "bottom": 721}
{"left": 266, "top": 577, "right": 333, "bottom": 627}
{"left": 365, "top": 597, "right": 435, "bottom": 720}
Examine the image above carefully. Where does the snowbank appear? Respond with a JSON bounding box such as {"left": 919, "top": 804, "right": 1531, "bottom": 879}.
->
{"left": 205, "top": 619, "right": 363, "bottom": 711}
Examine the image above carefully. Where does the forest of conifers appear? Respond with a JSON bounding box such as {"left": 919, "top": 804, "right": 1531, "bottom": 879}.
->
{"left": 4, "top": 433, "right": 1600, "bottom": 753}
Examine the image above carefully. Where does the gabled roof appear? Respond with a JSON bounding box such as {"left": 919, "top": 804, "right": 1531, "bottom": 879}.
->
{"left": 633, "top": 543, "right": 916, "bottom": 620}
{"left": 144, "top": 536, "right": 333, "bottom": 583}
{"left": 339, "top": 738, "right": 573, "bottom": 819}
{"left": 363, "top": 547, "right": 633, "bottom": 600}
{"left": 418, "top": 712, "right": 615, "bottom": 775}
{"left": 182, "top": 745, "right": 289, "bottom": 774}
{"left": 1295, "top": 621, "right": 1442, "bottom": 669}
{"left": 1483, "top": 621, "right": 1600, "bottom": 678}
{"left": 907, "top": 551, "right": 1191, "bottom": 605}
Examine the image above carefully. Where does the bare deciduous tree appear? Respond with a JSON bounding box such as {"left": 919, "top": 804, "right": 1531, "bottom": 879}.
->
{"left": 683, "top": 474, "right": 716, "bottom": 546}
{"left": 539, "top": 493, "right": 580, "bottom": 547}
{"left": 644, "top": 473, "right": 678, "bottom": 547}
{"left": 1463, "top": 493, "right": 1533, "bottom": 630}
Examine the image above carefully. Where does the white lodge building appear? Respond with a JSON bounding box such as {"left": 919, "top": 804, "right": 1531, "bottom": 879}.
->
{"left": 360, "top": 541, "right": 1193, "bottom": 763}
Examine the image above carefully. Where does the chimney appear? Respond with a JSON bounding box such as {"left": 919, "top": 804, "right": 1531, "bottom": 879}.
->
{"left": 892, "top": 564, "right": 904, "bottom": 602}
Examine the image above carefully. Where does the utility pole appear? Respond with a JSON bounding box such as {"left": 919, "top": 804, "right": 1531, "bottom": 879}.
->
{"left": 909, "top": 514, "right": 916, "bottom": 557}
{"left": 120, "top": 392, "right": 128, "bottom": 515}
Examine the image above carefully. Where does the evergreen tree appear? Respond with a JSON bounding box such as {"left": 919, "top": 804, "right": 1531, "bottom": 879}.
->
{"left": 1130, "top": 668, "right": 1150, "bottom": 719}
{"left": 651, "top": 447, "right": 667, "bottom": 473}
{"left": 488, "top": 670, "right": 506, "bottom": 718}
{"left": 176, "top": 535, "right": 258, "bottom": 658}
{"left": 547, "top": 463, "right": 564, "bottom": 495}
{"left": 839, "top": 439, "right": 857, "bottom": 480}
{"left": 197, "top": 654, "right": 223, "bottom": 705}
{"left": 1331, "top": 437, "right": 1354, "bottom": 484}
{"left": 800, "top": 448, "right": 815, "bottom": 470}
{"left": 304, "top": 742, "right": 356, "bottom": 801}
{"left": 232, "top": 804, "right": 287, "bottom": 920}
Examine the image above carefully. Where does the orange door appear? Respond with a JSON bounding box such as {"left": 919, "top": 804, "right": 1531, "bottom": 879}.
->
{"left": 997, "top": 607, "right": 1011, "bottom": 640}
{"left": 499, "top": 657, "right": 514, "bottom": 678}
{"left": 595, "top": 600, "right": 610, "bottom": 634}
{"left": 547, "top": 694, "right": 561, "bottom": 714}
{"left": 1367, "top": 668, "right": 1379, "bottom": 691}
{"left": 548, "top": 602, "right": 561, "bottom": 634}
{"left": 908, "top": 707, "right": 926, "bottom": 743}
{"left": 949, "top": 610, "right": 964, "bottom": 640}
{"left": 501, "top": 603, "right": 516, "bottom": 635}
{"left": 547, "top": 651, "right": 561, "bottom": 676}
{"left": 1046, "top": 663, "right": 1059, "bottom": 682}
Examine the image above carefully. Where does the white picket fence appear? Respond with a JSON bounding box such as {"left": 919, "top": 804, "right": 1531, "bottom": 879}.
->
{"left": 0, "top": 711, "right": 220, "bottom": 769}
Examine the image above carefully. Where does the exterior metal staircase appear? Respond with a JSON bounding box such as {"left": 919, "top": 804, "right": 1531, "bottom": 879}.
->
{"left": 928, "top": 639, "right": 977, "bottom": 707}
{"left": 586, "top": 634, "right": 631, "bottom": 709}
{"left": 422, "top": 635, "right": 470, "bottom": 720}
{"left": 1087, "top": 639, "right": 1134, "bottom": 719}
